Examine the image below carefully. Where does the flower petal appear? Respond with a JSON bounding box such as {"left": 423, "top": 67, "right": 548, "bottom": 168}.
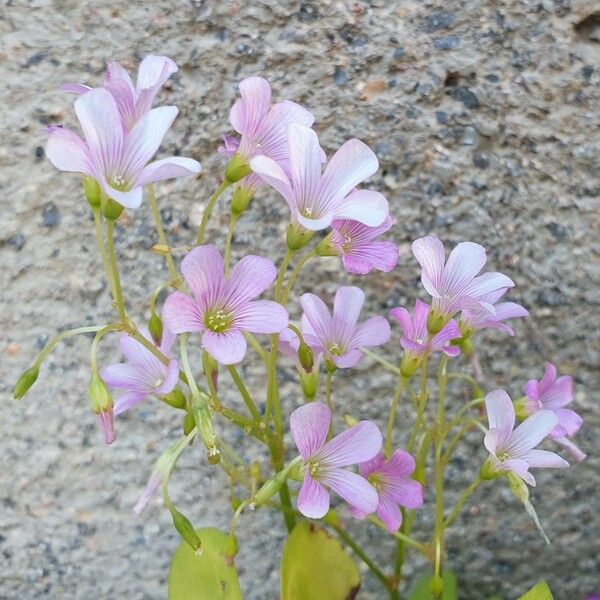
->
{"left": 290, "top": 402, "right": 331, "bottom": 459}
{"left": 230, "top": 76, "right": 271, "bottom": 137}
{"left": 485, "top": 389, "right": 515, "bottom": 433}
{"left": 297, "top": 472, "right": 330, "bottom": 519}
{"left": 331, "top": 348, "right": 364, "bottom": 369}
{"left": 442, "top": 241, "right": 487, "bottom": 297}
{"left": 376, "top": 493, "right": 402, "bottom": 532}
{"left": 45, "top": 126, "right": 92, "bottom": 174}
{"left": 287, "top": 123, "right": 322, "bottom": 205}
{"left": 136, "top": 55, "right": 178, "bottom": 92}
{"left": 300, "top": 293, "right": 333, "bottom": 343}
{"left": 505, "top": 410, "right": 558, "bottom": 457}
{"left": 523, "top": 449, "right": 569, "bottom": 469}
{"left": 411, "top": 236, "right": 446, "bottom": 297}
{"left": 155, "top": 359, "right": 179, "bottom": 396}
{"left": 320, "top": 468, "right": 379, "bottom": 515}
{"left": 180, "top": 245, "right": 224, "bottom": 304}
{"left": 501, "top": 458, "right": 536, "bottom": 486}
{"left": 317, "top": 421, "right": 382, "bottom": 468}
{"left": 553, "top": 436, "right": 586, "bottom": 462}
{"left": 202, "top": 329, "right": 247, "bottom": 365}
{"left": 59, "top": 82, "right": 92, "bottom": 95}
{"left": 350, "top": 316, "right": 391, "bottom": 348}
{"left": 249, "top": 155, "right": 294, "bottom": 203}
{"left": 465, "top": 272, "right": 515, "bottom": 300}
{"left": 224, "top": 255, "right": 277, "bottom": 308}
{"left": 162, "top": 291, "right": 204, "bottom": 334}
{"left": 235, "top": 300, "right": 289, "bottom": 334}
{"left": 341, "top": 241, "right": 398, "bottom": 275}
{"left": 335, "top": 189, "right": 388, "bottom": 227}
{"left": 333, "top": 286, "right": 365, "bottom": 330}
{"left": 101, "top": 363, "right": 148, "bottom": 392}
{"left": 137, "top": 157, "right": 201, "bottom": 186}
{"left": 552, "top": 408, "right": 583, "bottom": 437}
{"left": 387, "top": 478, "right": 424, "bottom": 509}
{"left": 114, "top": 390, "right": 147, "bottom": 415}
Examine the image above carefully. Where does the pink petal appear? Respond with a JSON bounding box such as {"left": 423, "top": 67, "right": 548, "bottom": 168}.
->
{"left": 553, "top": 436, "right": 586, "bottom": 462}
{"left": 155, "top": 359, "right": 179, "bottom": 395}
{"left": 318, "top": 139, "right": 379, "bottom": 205}
{"left": 552, "top": 408, "right": 583, "bottom": 437}
{"left": 523, "top": 449, "right": 569, "bottom": 469}
{"left": 320, "top": 468, "right": 379, "bottom": 515}
{"left": 483, "top": 428, "right": 501, "bottom": 455}
{"left": 74, "top": 88, "right": 124, "bottom": 177}
{"left": 376, "top": 493, "right": 402, "bottom": 532}
{"left": 501, "top": 458, "right": 536, "bottom": 486}
{"left": 493, "top": 302, "right": 529, "bottom": 321}
{"left": 506, "top": 410, "right": 558, "bottom": 457}
{"left": 387, "top": 478, "right": 423, "bottom": 509}
{"left": 100, "top": 183, "right": 144, "bottom": 209}
{"left": 389, "top": 307, "right": 412, "bottom": 338}
{"left": 137, "top": 157, "right": 201, "bottom": 186}
{"left": 45, "top": 126, "right": 92, "bottom": 174}
{"left": 114, "top": 390, "right": 147, "bottom": 415}
{"left": 225, "top": 255, "right": 277, "bottom": 308}
{"left": 103, "top": 61, "right": 136, "bottom": 125}
{"left": 332, "top": 348, "right": 364, "bottom": 369}
{"left": 162, "top": 291, "right": 204, "bottom": 334}
{"left": 432, "top": 319, "right": 461, "bottom": 349}
{"left": 442, "top": 241, "right": 487, "bottom": 296}
{"left": 136, "top": 55, "right": 178, "bottom": 92}
{"left": 333, "top": 286, "right": 365, "bottom": 329}
{"left": 485, "top": 389, "right": 515, "bottom": 433}
{"left": 387, "top": 449, "right": 416, "bottom": 478}
{"left": 317, "top": 421, "right": 382, "bottom": 468}
{"left": 59, "top": 82, "right": 92, "bottom": 95}
{"left": 290, "top": 402, "right": 331, "bottom": 459}
{"left": 287, "top": 123, "right": 322, "bottom": 204}
{"left": 300, "top": 293, "right": 333, "bottom": 343}
{"left": 229, "top": 77, "right": 271, "bottom": 137}
{"left": 101, "top": 363, "right": 148, "bottom": 391}
{"left": 335, "top": 189, "right": 388, "bottom": 227}
{"left": 342, "top": 241, "right": 398, "bottom": 275}
{"left": 465, "top": 272, "right": 515, "bottom": 300}
{"left": 297, "top": 472, "right": 330, "bottom": 519}
{"left": 411, "top": 236, "right": 446, "bottom": 297}
{"left": 296, "top": 211, "right": 334, "bottom": 231}
{"left": 180, "top": 245, "right": 225, "bottom": 303}
{"left": 235, "top": 300, "right": 289, "bottom": 334}
{"left": 350, "top": 316, "right": 391, "bottom": 348}
{"left": 202, "top": 329, "right": 247, "bottom": 365}
{"left": 249, "top": 155, "right": 294, "bottom": 203}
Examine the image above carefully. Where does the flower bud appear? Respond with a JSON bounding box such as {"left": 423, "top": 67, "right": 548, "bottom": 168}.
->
{"left": 400, "top": 353, "right": 420, "bottom": 378}
{"left": 160, "top": 389, "right": 187, "bottom": 410}
{"left": 299, "top": 369, "right": 319, "bottom": 399}
{"left": 225, "top": 154, "right": 252, "bottom": 183}
{"left": 203, "top": 351, "right": 219, "bottom": 392}
{"left": 513, "top": 396, "right": 529, "bottom": 420}
{"left": 89, "top": 372, "right": 115, "bottom": 444}
{"left": 315, "top": 233, "right": 339, "bottom": 257}
{"left": 429, "top": 574, "right": 444, "bottom": 597}
{"left": 191, "top": 395, "right": 220, "bottom": 464}
{"left": 479, "top": 455, "right": 500, "bottom": 481}
{"left": 252, "top": 467, "right": 292, "bottom": 506}
{"left": 182, "top": 412, "right": 195, "bottom": 436}
{"left": 13, "top": 365, "right": 39, "bottom": 399}
{"left": 286, "top": 223, "right": 314, "bottom": 251}
{"left": 298, "top": 342, "right": 314, "bottom": 373}
{"left": 454, "top": 335, "right": 473, "bottom": 357}
{"left": 250, "top": 461, "right": 261, "bottom": 482}
{"left": 343, "top": 414, "right": 358, "bottom": 427}
{"left": 223, "top": 533, "right": 238, "bottom": 559}
{"left": 102, "top": 197, "right": 124, "bottom": 221}
{"left": 83, "top": 176, "right": 101, "bottom": 208}
{"left": 148, "top": 312, "right": 163, "bottom": 345}
{"left": 231, "top": 185, "right": 253, "bottom": 216}
{"left": 324, "top": 359, "right": 337, "bottom": 374}
{"left": 427, "top": 310, "right": 447, "bottom": 335}
{"left": 171, "top": 509, "right": 202, "bottom": 554}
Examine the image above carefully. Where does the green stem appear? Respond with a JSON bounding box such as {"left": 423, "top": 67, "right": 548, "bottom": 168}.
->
{"left": 147, "top": 183, "right": 179, "bottom": 281}
{"left": 368, "top": 516, "right": 430, "bottom": 556}
{"left": 34, "top": 325, "right": 108, "bottom": 368}
{"left": 245, "top": 332, "right": 269, "bottom": 365}
{"left": 92, "top": 207, "right": 117, "bottom": 300}
{"left": 105, "top": 219, "right": 127, "bottom": 323}
{"left": 443, "top": 478, "right": 481, "bottom": 530}
{"left": 196, "top": 180, "right": 231, "bottom": 245}
{"left": 282, "top": 248, "right": 317, "bottom": 304}
{"left": 361, "top": 348, "right": 402, "bottom": 376}
{"left": 227, "top": 365, "right": 261, "bottom": 422}
{"left": 90, "top": 323, "right": 123, "bottom": 371}
{"left": 384, "top": 373, "right": 408, "bottom": 458}
{"left": 224, "top": 213, "right": 239, "bottom": 275}
{"left": 407, "top": 356, "right": 429, "bottom": 453}
{"left": 325, "top": 370, "right": 333, "bottom": 411}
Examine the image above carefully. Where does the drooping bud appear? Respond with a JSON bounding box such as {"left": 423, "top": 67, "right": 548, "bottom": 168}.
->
{"left": 225, "top": 153, "right": 252, "bottom": 183}
{"left": 148, "top": 312, "right": 163, "bottom": 345}
{"left": 89, "top": 372, "right": 115, "bottom": 444}
{"left": 171, "top": 509, "right": 202, "bottom": 554}
{"left": 160, "top": 389, "right": 187, "bottom": 410}
{"left": 203, "top": 351, "right": 219, "bottom": 393}
{"left": 297, "top": 341, "right": 314, "bottom": 373}
{"left": 286, "top": 223, "right": 314, "bottom": 251}
{"left": 191, "top": 393, "right": 220, "bottom": 464}
{"left": 83, "top": 176, "right": 101, "bottom": 208}
{"left": 299, "top": 369, "right": 319, "bottom": 399}
{"left": 230, "top": 185, "right": 253, "bottom": 216}
{"left": 13, "top": 365, "right": 40, "bottom": 399}
{"left": 506, "top": 472, "right": 550, "bottom": 544}
{"left": 102, "top": 197, "right": 124, "bottom": 221}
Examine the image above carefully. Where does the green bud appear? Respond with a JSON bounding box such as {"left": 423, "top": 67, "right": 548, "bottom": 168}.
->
{"left": 250, "top": 461, "right": 261, "bottom": 482}
{"left": 286, "top": 223, "right": 314, "bottom": 251}
{"left": 427, "top": 310, "right": 447, "bottom": 335}
{"left": 253, "top": 467, "right": 291, "bottom": 506}
{"left": 148, "top": 312, "right": 163, "bottom": 345}
{"left": 191, "top": 396, "right": 220, "bottom": 464}
{"left": 455, "top": 335, "right": 473, "bottom": 357}
{"left": 315, "top": 233, "right": 339, "bottom": 257}
{"left": 160, "top": 389, "right": 187, "bottom": 410}
{"left": 223, "top": 533, "right": 238, "bottom": 559}
{"left": 13, "top": 365, "right": 40, "bottom": 399}
{"left": 413, "top": 464, "right": 426, "bottom": 486}
{"left": 298, "top": 342, "right": 314, "bottom": 373}
{"left": 300, "top": 369, "right": 319, "bottom": 399}
{"left": 507, "top": 472, "right": 529, "bottom": 504}
{"left": 102, "top": 197, "right": 124, "bottom": 221}
{"left": 89, "top": 371, "right": 113, "bottom": 414}
{"left": 429, "top": 574, "right": 444, "bottom": 597}
{"left": 182, "top": 412, "right": 195, "bottom": 435}
{"left": 171, "top": 509, "right": 202, "bottom": 554}
{"left": 83, "top": 176, "right": 101, "bottom": 208}
{"left": 324, "top": 359, "right": 337, "bottom": 374}
{"left": 400, "top": 353, "right": 420, "bottom": 378}
{"left": 230, "top": 185, "right": 253, "bottom": 216}
{"left": 288, "top": 460, "right": 304, "bottom": 482}
{"left": 343, "top": 414, "right": 358, "bottom": 427}
{"left": 323, "top": 508, "right": 341, "bottom": 528}
{"left": 225, "top": 154, "right": 252, "bottom": 183}
{"left": 513, "top": 396, "right": 529, "bottom": 420}
{"left": 479, "top": 455, "right": 500, "bottom": 481}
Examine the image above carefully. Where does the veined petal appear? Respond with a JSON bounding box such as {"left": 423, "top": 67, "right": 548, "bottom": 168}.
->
{"left": 386, "top": 478, "right": 424, "bottom": 509}
{"left": 320, "top": 468, "right": 379, "bottom": 515}
{"left": 249, "top": 155, "right": 294, "bottom": 202}
{"left": 333, "top": 286, "right": 365, "bottom": 330}
{"left": 99, "top": 182, "right": 143, "bottom": 209}
{"left": 501, "top": 458, "right": 536, "bottom": 486}
{"left": 331, "top": 348, "right": 364, "bottom": 369}
{"left": 155, "top": 359, "right": 179, "bottom": 395}
{"left": 297, "top": 472, "right": 330, "bottom": 519}
{"left": 505, "top": 410, "right": 558, "bottom": 457}
{"left": 224, "top": 255, "right": 277, "bottom": 308}
{"left": 101, "top": 363, "right": 149, "bottom": 392}
{"left": 411, "top": 236, "right": 445, "bottom": 297}
{"left": 235, "top": 300, "right": 289, "bottom": 334}
{"left": 287, "top": 123, "right": 322, "bottom": 205}
{"left": 493, "top": 302, "right": 529, "bottom": 322}
{"left": 119, "top": 330, "right": 164, "bottom": 380}
{"left": 553, "top": 436, "right": 586, "bottom": 462}
{"left": 114, "top": 390, "right": 147, "bottom": 415}
{"left": 137, "top": 157, "right": 201, "bottom": 186}
{"left": 300, "top": 293, "right": 333, "bottom": 343}
{"left": 59, "top": 82, "right": 92, "bottom": 95}
{"left": 389, "top": 307, "right": 412, "bottom": 338}
{"left": 103, "top": 61, "right": 136, "bottom": 125}
{"left": 376, "top": 493, "right": 402, "bottom": 532}
{"left": 465, "top": 272, "right": 515, "bottom": 300}
{"left": 341, "top": 241, "right": 399, "bottom": 275}
{"left": 290, "top": 402, "right": 331, "bottom": 459}
{"left": 485, "top": 389, "right": 515, "bottom": 434}
{"left": 334, "top": 189, "right": 388, "bottom": 227}
{"left": 296, "top": 211, "right": 333, "bottom": 231}
{"left": 202, "top": 329, "right": 247, "bottom": 365}
{"left": 180, "top": 245, "right": 225, "bottom": 305}
{"left": 523, "top": 449, "right": 569, "bottom": 469}
{"left": 317, "top": 421, "right": 382, "bottom": 468}
{"left": 229, "top": 76, "right": 272, "bottom": 137}
{"left": 45, "top": 126, "right": 92, "bottom": 174}
{"left": 442, "top": 241, "right": 487, "bottom": 297}
{"left": 350, "top": 316, "right": 391, "bottom": 348}
{"left": 136, "top": 55, "right": 178, "bottom": 92}
{"left": 431, "top": 319, "right": 461, "bottom": 349}
{"left": 162, "top": 291, "right": 204, "bottom": 334}
{"left": 552, "top": 408, "right": 583, "bottom": 437}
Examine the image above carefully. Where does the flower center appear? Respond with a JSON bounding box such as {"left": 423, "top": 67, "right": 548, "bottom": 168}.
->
{"left": 153, "top": 378, "right": 163, "bottom": 389}
{"left": 328, "top": 342, "right": 345, "bottom": 356}
{"left": 341, "top": 233, "right": 353, "bottom": 253}
{"left": 308, "top": 460, "right": 321, "bottom": 478}
{"left": 367, "top": 473, "right": 383, "bottom": 492}
{"left": 204, "top": 307, "right": 234, "bottom": 333}
{"left": 497, "top": 450, "right": 510, "bottom": 463}
{"left": 302, "top": 207, "right": 314, "bottom": 218}
{"left": 111, "top": 175, "right": 128, "bottom": 190}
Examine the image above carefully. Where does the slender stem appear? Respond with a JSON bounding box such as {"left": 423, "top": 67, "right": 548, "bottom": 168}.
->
{"left": 34, "top": 325, "right": 108, "bottom": 368}
{"left": 384, "top": 374, "right": 408, "bottom": 458}
{"left": 325, "top": 370, "right": 333, "bottom": 411}
{"left": 330, "top": 523, "right": 391, "bottom": 592}
{"left": 442, "top": 421, "right": 478, "bottom": 465}
{"left": 105, "top": 219, "right": 127, "bottom": 323}
{"left": 443, "top": 478, "right": 481, "bottom": 530}
{"left": 282, "top": 248, "right": 317, "bottom": 304}
{"left": 361, "top": 348, "right": 402, "bottom": 376}
{"left": 276, "top": 249, "right": 295, "bottom": 302}
{"left": 245, "top": 332, "right": 269, "bottom": 365}
{"left": 447, "top": 397, "right": 485, "bottom": 429}
{"left": 196, "top": 180, "right": 231, "bottom": 245}
{"left": 92, "top": 207, "right": 117, "bottom": 300}
{"left": 407, "top": 356, "right": 429, "bottom": 453}
{"left": 90, "top": 323, "right": 123, "bottom": 371}
{"left": 224, "top": 213, "right": 239, "bottom": 275}
{"left": 368, "top": 516, "right": 430, "bottom": 556}
{"left": 228, "top": 365, "right": 261, "bottom": 422}
{"left": 147, "top": 183, "right": 179, "bottom": 281}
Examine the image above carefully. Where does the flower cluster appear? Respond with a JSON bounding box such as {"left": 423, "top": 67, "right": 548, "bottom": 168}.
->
{"left": 16, "top": 55, "right": 584, "bottom": 598}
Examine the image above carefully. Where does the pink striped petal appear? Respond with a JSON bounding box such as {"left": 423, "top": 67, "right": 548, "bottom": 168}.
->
{"left": 552, "top": 408, "right": 583, "bottom": 436}
{"left": 333, "top": 286, "right": 365, "bottom": 329}
{"left": 297, "top": 472, "right": 330, "bottom": 519}
{"left": 411, "top": 236, "right": 446, "bottom": 297}
{"left": 300, "top": 293, "right": 333, "bottom": 342}
{"left": 230, "top": 77, "right": 271, "bottom": 137}
{"left": 553, "top": 436, "right": 586, "bottom": 462}
{"left": 506, "top": 410, "right": 558, "bottom": 457}
{"left": 350, "top": 316, "right": 391, "bottom": 348}
{"left": 523, "top": 449, "right": 569, "bottom": 469}
{"left": 501, "top": 458, "right": 536, "bottom": 486}
{"left": 114, "top": 391, "right": 147, "bottom": 415}
{"left": 376, "top": 493, "right": 402, "bottom": 532}
{"left": 45, "top": 126, "right": 92, "bottom": 174}
{"left": 104, "top": 61, "right": 136, "bottom": 124}
{"left": 342, "top": 241, "right": 398, "bottom": 275}
{"left": 136, "top": 55, "right": 178, "bottom": 92}
{"left": 235, "top": 300, "right": 289, "bottom": 334}
{"left": 202, "top": 329, "right": 247, "bottom": 365}
{"left": 485, "top": 389, "right": 515, "bottom": 434}
{"left": 287, "top": 123, "right": 322, "bottom": 205}
{"left": 225, "top": 255, "right": 277, "bottom": 307}
{"left": 317, "top": 421, "right": 382, "bottom": 468}
{"left": 137, "top": 157, "right": 201, "bottom": 186}
{"left": 249, "top": 155, "right": 294, "bottom": 203}
{"left": 331, "top": 348, "right": 364, "bottom": 369}
{"left": 162, "top": 291, "right": 204, "bottom": 334}
{"left": 442, "top": 241, "right": 487, "bottom": 296}
{"left": 320, "top": 468, "right": 379, "bottom": 515}
{"left": 465, "top": 272, "right": 515, "bottom": 300}
{"left": 335, "top": 189, "right": 388, "bottom": 227}
{"left": 290, "top": 402, "right": 331, "bottom": 459}
{"left": 59, "top": 82, "right": 92, "bottom": 95}
{"left": 180, "top": 245, "right": 224, "bottom": 303}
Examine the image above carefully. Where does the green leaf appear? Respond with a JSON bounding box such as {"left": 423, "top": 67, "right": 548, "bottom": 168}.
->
{"left": 168, "top": 527, "right": 242, "bottom": 600}
{"left": 518, "top": 581, "right": 554, "bottom": 600}
{"left": 408, "top": 571, "right": 457, "bottom": 599}
{"left": 281, "top": 521, "right": 361, "bottom": 600}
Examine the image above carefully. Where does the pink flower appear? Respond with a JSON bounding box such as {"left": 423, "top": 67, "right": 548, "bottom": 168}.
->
{"left": 299, "top": 286, "right": 391, "bottom": 368}
{"left": 483, "top": 389, "right": 568, "bottom": 486}
{"left": 279, "top": 325, "right": 323, "bottom": 368}
{"left": 390, "top": 299, "right": 461, "bottom": 360}
{"left": 251, "top": 123, "right": 388, "bottom": 231}
{"left": 162, "top": 246, "right": 288, "bottom": 365}
{"left": 101, "top": 327, "right": 179, "bottom": 415}
{"left": 46, "top": 88, "right": 201, "bottom": 209}
{"left": 290, "top": 402, "right": 382, "bottom": 519}
{"left": 61, "top": 55, "right": 178, "bottom": 129}
{"left": 459, "top": 288, "right": 528, "bottom": 337}
{"left": 349, "top": 450, "right": 424, "bottom": 532}
{"left": 412, "top": 236, "right": 514, "bottom": 324}
{"left": 225, "top": 76, "right": 316, "bottom": 190}
{"left": 524, "top": 363, "right": 585, "bottom": 461}
{"left": 326, "top": 216, "right": 399, "bottom": 275}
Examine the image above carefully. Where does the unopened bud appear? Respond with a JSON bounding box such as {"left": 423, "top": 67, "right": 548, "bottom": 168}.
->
{"left": 223, "top": 533, "right": 238, "bottom": 559}
{"left": 203, "top": 352, "right": 219, "bottom": 392}
{"left": 160, "top": 389, "right": 187, "bottom": 410}
{"left": 427, "top": 310, "right": 447, "bottom": 335}
{"left": 13, "top": 365, "right": 39, "bottom": 399}
{"left": 148, "top": 312, "right": 163, "bottom": 345}
{"left": 83, "top": 176, "right": 101, "bottom": 208}
{"left": 250, "top": 461, "right": 261, "bottom": 482}
{"left": 286, "top": 223, "right": 314, "bottom": 251}
{"left": 513, "top": 397, "right": 529, "bottom": 420}
{"left": 300, "top": 370, "right": 319, "bottom": 399}
{"left": 171, "top": 509, "right": 202, "bottom": 554}
{"left": 315, "top": 233, "right": 339, "bottom": 257}
{"left": 182, "top": 412, "right": 195, "bottom": 435}
{"left": 231, "top": 185, "right": 253, "bottom": 216}
{"left": 479, "top": 455, "right": 500, "bottom": 481}
{"left": 191, "top": 395, "right": 220, "bottom": 464}
{"left": 89, "top": 372, "right": 115, "bottom": 444}
{"left": 429, "top": 574, "right": 444, "bottom": 597}
{"left": 400, "top": 353, "right": 420, "bottom": 378}
{"left": 298, "top": 342, "right": 314, "bottom": 373}
{"left": 324, "top": 359, "right": 337, "bottom": 374}
{"left": 102, "top": 197, "right": 124, "bottom": 221}
{"left": 455, "top": 335, "right": 473, "bottom": 357}
{"left": 225, "top": 154, "right": 252, "bottom": 183}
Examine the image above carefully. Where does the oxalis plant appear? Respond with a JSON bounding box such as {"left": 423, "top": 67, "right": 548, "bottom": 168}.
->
{"left": 14, "top": 56, "right": 585, "bottom": 600}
